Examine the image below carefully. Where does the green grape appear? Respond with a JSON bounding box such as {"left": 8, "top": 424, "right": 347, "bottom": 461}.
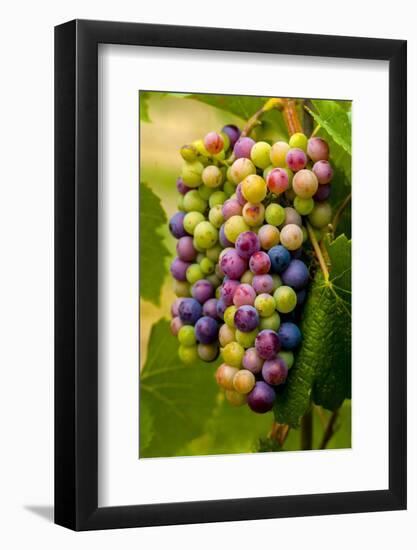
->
{"left": 258, "top": 224, "right": 280, "bottom": 250}
{"left": 223, "top": 180, "right": 236, "bottom": 197}
{"left": 186, "top": 263, "right": 204, "bottom": 284}
{"left": 206, "top": 243, "right": 222, "bottom": 262}
{"left": 278, "top": 350, "right": 294, "bottom": 369}
{"left": 180, "top": 144, "right": 198, "bottom": 162}
{"left": 230, "top": 158, "right": 256, "bottom": 184}
{"left": 193, "top": 238, "right": 206, "bottom": 253}
{"left": 274, "top": 285, "right": 297, "bottom": 313}
{"left": 193, "top": 139, "right": 209, "bottom": 156}
{"left": 208, "top": 204, "right": 224, "bottom": 228}
{"left": 294, "top": 196, "right": 315, "bottom": 215}
{"left": 308, "top": 201, "right": 332, "bottom": 229}
{"left": 222, "top": 341, "right": 245, "bottom": 367}
{"left": 241, "top": 270, "right": 254, "bottom": 284}
{"left": 178, "top": 344, "right": 198, "bottom": 364}
{"left": 225, "top": 389, "right": 247, "bottom": 406}
{"left": 241, "top": 175, "right": 267, "bottom": 203}
{"left": 207, "top": 273, "right": 222, "bottom": 288}
{"left": 183, "top": 190, "right": 207, "bottom": 213}
{"left": 198, "top": 343, "right": 219, "bottom": 362}
{"left": 178, "top": 325, "right": 196, "bottom": 347}
{"left": 265, "top": 203, "right": 286, "bottom": 226}
{"left": 289, "top": 132, "right": 308, "bottom": 152}
{"left": 196, "top": 252, "right": 205, "bottom": 263}
{"left": 183, "top": 211, "right": 205, "bottom": 235}
{"left": 280, "top": 223, "right": 303, "bottom": 250}
{"left": 292, "top": 169, "right": 318, "bottom": 199}
{"left": 177, "top": 195, "right": 185, "bottom": 211}
{"left": 181, "top": 160, "right": 204, "bottom": 187}
{"left": 173, "top": 279, "right": 191, "bottom": 297}
{"left": 198, "top": 184, "right": 214, "bottom": 200}
{"left": 200, "top": 256, "right": 215, "bottom": 275}
{"left": 263, "top": 164, "right": 274, "bottom": 180}
{"left": 259, "top": 311, "right": 281, "bottom": 331}
{"left": 242, "top": 202, "right": 265, "bottom": 227}
{"left": 233, "top": 369, "right": 256, "bottom": 394}
{"left": 224, "top": 305, "right": 237, "bottom": 328}
{"left": 250, "top": 141, "right": 272, "bottom": 169}
{"left": 235, "top": 328, "right": 259, "bottom": 348}
{"left": 215, "top": 286, "right": 221, "bottom": 299}
{"left": 209, "top": 190, "right": 227, "bottom": 208}
{"left": 219, "top": 324, "right": 236, "bottom": 347}
{"left": 270, "top": 141, "right": 290, "bottom": 167}
{"left": 301, "top": 225, "right": 308, "bottom": 243}
{"left": 224, "top": 215, "right": 250, "bottom": 243}
{"left": 220, "top": 131, "right": 231, "bottom": 151}
{"left": 254, "top": 293, "right": 276, "bottom": 317}
{"left": 194, "top": 221, "right": 218, "bottom": 249}
{"left": 202, "top": 165, "right": 223, "bottom": 188}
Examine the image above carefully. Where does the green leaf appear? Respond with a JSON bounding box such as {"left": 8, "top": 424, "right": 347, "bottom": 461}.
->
{"left": 310, "top": 100, "right": 351, "bottom": 154}
{"left": 139, "top": 399, "right": 154, "bottom": 452}
{"left": 187, "top": 94, "right": 266, "bottom": 121}
{"left": 274, "top": 235, "right": 352, "bottom": 426}
{"left": 181, "top": 396, "right": 272, "bottom": 456}
{"left": 139, "top": 182, "right": 170, "bottom": 306}
{"left": 139, "top": 92, "right": 151, "bottom": 122}
{"left": 140, "top": 319, "right": 221, "bottom": 458}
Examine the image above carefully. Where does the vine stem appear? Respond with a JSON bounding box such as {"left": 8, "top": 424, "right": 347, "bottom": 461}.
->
{"left": 332, "top": 192, "right": 352, "bottom": 233}
{"left": 319, "top": 409, "right": 340, "bottom": 449}
{"left": 306, "top": 222, "right": 330, "bottom": 282}
{"left": 300, "top": 409, "right": 313, "bottom": 450}
{"left": 269, "top": 422, "right": 291, "bottom": 447}
{"left": 240, "top": 98, "right": 283, "bottom": 138}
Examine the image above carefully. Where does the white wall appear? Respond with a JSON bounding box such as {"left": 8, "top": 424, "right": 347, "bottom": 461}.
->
{"left": 0, "top": 1, "right": 415, "bottom": 547}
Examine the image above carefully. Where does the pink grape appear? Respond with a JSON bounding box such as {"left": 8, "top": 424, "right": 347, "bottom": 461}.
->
{"left": 171, "top": 297, "right": 183, "bottom": 317}
{"left": 220, "top": 279, "right": 240, "bottom": 306}
{"left": 176, "top": 177, "right": 191, "bottom": 195}
{"left": 312, "top": 160, "right": 333, "bottom": 184}
{"left": 233, "top": 283, "right": 257, "bottom": 307}
{"left": 255, "top": 329, "right": 281, "bottom": 359}
{"left": 266, "top": 168, "right": 289, "bottom": 195}
{"left": 170, "top": 257, "right": 191, "bottom": 281}
{"left": 203, "top": 298, "right": 218, "bottom": 319}
{"left": 286, "top": 147, "right": 307, "bottom": 171}
{"left": 249, "top": 251, "right": 271, "bottom": 275}
{"left": 233, "top": 137, "right": 255, "bottom": 159}
{"left": 170, "top": 316, "right": 183, "bottom": 336}
{"left": 236, "top": 183, "right": 247, "bottom": 206}
{"left": 252, "top": 274, "right": 274, "bottom": 294}
{"left": 222, "top": 198, "right": 242, "bottom": 220}
{"left": 191, "top": 279, "right": 214, "bottom": 303}
{"left": 262, "top": 357, "right": 288, "bottom": 385}
{"left": 235, "top": 231, "right": 260, "bottom": 260}
{"left": 220, "top": 249, "right": 248, "bottom": 279}
{"left": 258, "top": 225, "right": 280, "bottom": 250}
{"left": 307, "top": 137, "right": 329, "bottom": 162}
{"left": 176, "top": 236, "right": 198, "bottom": 262}
{"left": 204, "top": 131, "right": 224, "bottom": 155}
{"left": 242, "top": 347, "right": 264, "bottom": 373}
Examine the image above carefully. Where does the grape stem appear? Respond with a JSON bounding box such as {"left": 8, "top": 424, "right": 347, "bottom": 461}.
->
{"left": 332, "top": 192, "right": 352, "bottom": 233}
{"left": 281, "top": 98, "right": 303, "bottom": 136}
{"left": 240, "top": 98, "right": 284, "bottom": 138}
{"left": 300, "top": 409, "right": 313, "bottom": 450}
{"left": 306, "top": 222, "right": 330, "bottom": 282}
{"left": 319, "top": 408, "right": 340, "bottom": 449}
{"left": 269, "top": 421, "right": 291, "bottom": 447}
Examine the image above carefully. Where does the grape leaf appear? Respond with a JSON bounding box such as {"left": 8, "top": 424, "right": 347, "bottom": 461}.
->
{"left": 139, "top": 399, "right": 154, "bottom": 453}
{"left": 309, "top": 100, "right": 351, "bottom": 154}
{"left": 140, "top": 319, "right": 221, "bottom": 458}
{"left": 139, "top": 92, "right": 151, "bottom": 122}
{"left": 274, "top": 235, "right": 352, "bottom": 427}
{"left": 186, "top": 94, "right": 266, "bottom": 122}
{"left": 180, "top": 395, "right": 272, "bottom": 456}
{"left": 139, "top": 182, "right": 170, "bottom": 306}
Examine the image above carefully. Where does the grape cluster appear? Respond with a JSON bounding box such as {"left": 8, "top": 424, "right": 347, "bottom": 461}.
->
{"left": 169, "top": 124, "right": 333, "bottom": 413}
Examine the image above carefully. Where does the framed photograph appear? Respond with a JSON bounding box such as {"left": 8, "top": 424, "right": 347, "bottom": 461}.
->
{"left": 55, "top": 19, "right": 407, "bottom": 530}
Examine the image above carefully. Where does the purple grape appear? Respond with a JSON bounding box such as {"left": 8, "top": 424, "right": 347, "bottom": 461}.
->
{"left": 170, "top": 257, "right": 191, "bottom": 281}
{"left": 169, "top": 211, "right": 187, "bottom": 239}
{"left": 278, "top": 322, "right": 302, "bottom": 350}
{"left": 220, "top": 249, "right": 248, "bottom": 280}
{"left": 219, "top": 224, "right": 234, "bottom": 248}
{"left": 216, "top": 298, "right": 227, "bottom": 320}
{"left": 235, "top": 231, "right": 260, "bottom": 260}
{"left": 171, "top": 297, "right": 183, "bottom": 317}
{"left": 195, "top": 316, "right": 219, "bottom": 344}
{"left": 286, "top": 148, "right": 307, "bottom": 172}
{"left": 191, "top": 279, "right": 214, "bottom": 303}
{"left": 249, "top": 251, "right": 271, "bottom": 275}
{"left": 307, "top": 137, "right": 329, "bottom": 162}
{"left": 281, "top": 259, "right": 309, "bottom": 290}
{"left": 268, "top": 245, "right": 291, "bottom": 274}
{"left": 170, "top": 316, "right": 183, "bottom": 336}
{"left": 203, "top": 298, "right": 219, "bottom": 319}
{"left": 222, "top": 198, "right": 242, "bottom": 220}
{"left": 262, "top": 357, "right": 288, "bottom": 386}
{"left": 178, "top": 298, "right": 203, "bottom": 325}
{"left": 313, "top": 183, "right": 331, "bottom": 202}
{"left": 176, "top": 236, "right": 198, "bottom": 262}
{"left": 312, "top": 160, "right": 333, "bottom": 184}
{"left": 252, "top": 274, "right": 274, "bottom": 294}
{"left": 233, "top": 283, "right": 256, "bottom": 307}
{"left": 255, "top": 329, "right": 281, "bottom": 359}
{"left": 242, "top": 347, "right": 264, "bottom": 374}
{"left": 234, "top": 305, "right": 259, "bottom": 333}
{"left": 233, "top": 137, "right": 255, "bottom": 159}
{"left": 236, "top": 183, "right": 247, "bottom": 206}
{"left": 220, "top": 279, "right": 240, "bottom": 306}
{"left": 222, "top": 124, "right": 241, "bottom": 148}
{"left": 247, "top": 381, "right": 276, "bottom": 413}
{"left": 176, "top": 177, "right": 191, "bottom": 195}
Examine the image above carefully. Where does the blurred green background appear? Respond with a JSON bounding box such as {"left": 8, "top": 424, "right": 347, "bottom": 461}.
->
{"left": 139, "top": 92, "right": 351, "bottom": 458}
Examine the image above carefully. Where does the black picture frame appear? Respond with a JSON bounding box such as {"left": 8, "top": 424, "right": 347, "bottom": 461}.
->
{"left": 55, "top": 19, "right": 407, "bottom": 531}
